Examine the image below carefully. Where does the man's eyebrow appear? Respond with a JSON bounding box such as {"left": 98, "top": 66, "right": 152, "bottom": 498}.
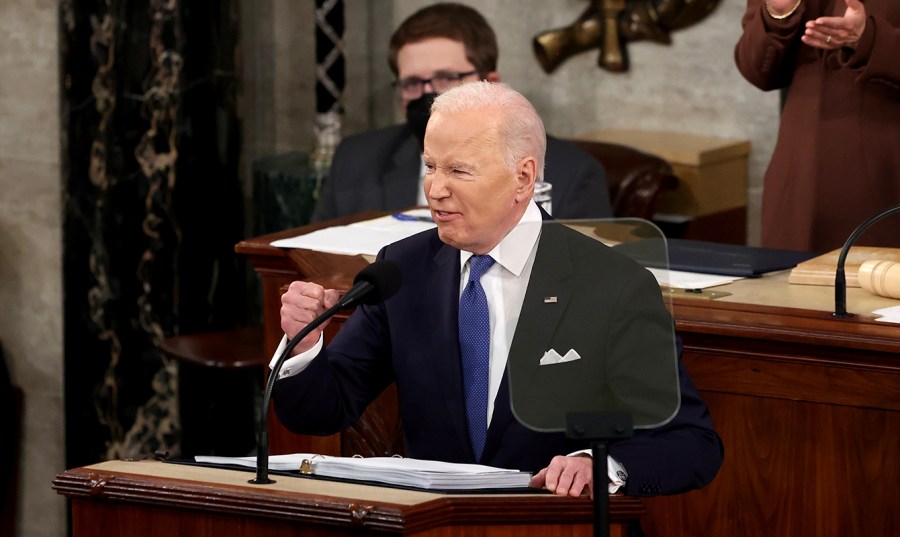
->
{"left": 445, "top": 160, "right": 474, "bottom": 170}
{"left": 422, "top": 155, "right": 470, "bottom": 168}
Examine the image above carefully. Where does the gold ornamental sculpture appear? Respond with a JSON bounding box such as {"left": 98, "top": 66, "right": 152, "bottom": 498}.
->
{"left": 533, "top": 0, "right": 722, "bottom": 73}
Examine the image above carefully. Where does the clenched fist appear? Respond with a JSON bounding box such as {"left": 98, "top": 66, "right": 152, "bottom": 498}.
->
{"left": 280, "top": 281, "right": 341, "bottom": 356}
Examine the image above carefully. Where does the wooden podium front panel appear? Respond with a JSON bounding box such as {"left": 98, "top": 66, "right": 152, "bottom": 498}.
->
{"left": 68, "top": 501, "right": 627, "bottom": 537}
{"left": 55, "top": 461, "right": 643, "bottom": 537}
{"left": 639, "top": 298, "right": 900, "bottom": 537}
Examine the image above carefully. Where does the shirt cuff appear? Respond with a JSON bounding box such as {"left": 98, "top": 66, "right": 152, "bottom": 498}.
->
{"left": 269, "top": 333, "right": 323, "bottom": 378}
{"left": 567, "top": 449, "right": 629, "bottom": 494}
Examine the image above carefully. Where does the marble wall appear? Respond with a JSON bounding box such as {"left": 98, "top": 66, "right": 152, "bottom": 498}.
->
{"left": 0, "top": 0, "right": 66, "bottom": 536}
{"left": 59, "top": 0, "right": 246, "bottom": 470}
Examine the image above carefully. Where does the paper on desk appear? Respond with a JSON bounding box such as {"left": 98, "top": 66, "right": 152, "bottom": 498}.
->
{"left": 195, "top": 453, "right": 531, "bottom": 490}
{"left": 872, "top": 305, "right": 900, "bottom": 324}
{"left": 270, "top": 210, "right": 436, "bottom": 256}
{"left": 647, "top": 267, "right": 741, "bottom": 289}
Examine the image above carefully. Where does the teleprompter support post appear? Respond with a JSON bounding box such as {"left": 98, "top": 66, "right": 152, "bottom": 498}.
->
{"left": 566, "top": 411, "right": 634, "bottom": 537}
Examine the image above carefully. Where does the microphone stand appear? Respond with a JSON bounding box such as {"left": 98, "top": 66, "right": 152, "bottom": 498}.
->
{"left": 833, "top": 204, "right": 900, "bottom": 318}
{"left": 249, "top": 299, "right": 348, "bottom": 485}
{"left": 245, "top": 259, "right": 399, "bottom": 484}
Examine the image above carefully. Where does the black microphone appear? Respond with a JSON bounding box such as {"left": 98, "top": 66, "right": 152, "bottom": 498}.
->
{"left": 250, "top": 260, "right": 402, "bottom": 484}
{"left": 834, "top": 204, "right": 900, "bottom": 318}
{"left": 336, "top": 260, "right": 403, "bottom": 310}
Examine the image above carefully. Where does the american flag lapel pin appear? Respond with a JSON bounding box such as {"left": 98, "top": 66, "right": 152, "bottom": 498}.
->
{"left": 543, "top": 296, "right": 558, "bottom": 304}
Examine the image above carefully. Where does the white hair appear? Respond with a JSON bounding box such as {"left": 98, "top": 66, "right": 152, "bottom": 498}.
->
{"left": 430, "top": 81, "right": 546, "bottom": 181}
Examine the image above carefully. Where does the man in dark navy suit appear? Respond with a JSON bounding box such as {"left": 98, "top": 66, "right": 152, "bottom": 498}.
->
{"left": 311, "top": 2, "right": 612, "bottom": 223}
{"left": 273, "top": 81, "right": 722, "bottom": 499}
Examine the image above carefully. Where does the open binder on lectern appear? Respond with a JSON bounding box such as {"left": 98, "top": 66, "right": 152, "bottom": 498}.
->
{"left": 194, "top": 453, "right": 532, "bottom": 491}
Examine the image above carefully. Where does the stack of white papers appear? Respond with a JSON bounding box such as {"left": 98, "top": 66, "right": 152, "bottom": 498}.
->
{"left": 271, "top": 209, "right": 436, "bottom": 256}
{"left": 195, "top": 453, "right": 532, "bottom": 491}
{"left": 873, "top": 305, "right": 900, "bottom": 324}
{"left": 647, "top": 267, "right": 741, "bottom": 289}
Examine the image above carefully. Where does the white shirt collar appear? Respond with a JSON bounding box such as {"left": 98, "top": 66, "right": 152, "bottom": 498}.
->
{"left": 459, "top": 201, "right": 543, "bottom": 277}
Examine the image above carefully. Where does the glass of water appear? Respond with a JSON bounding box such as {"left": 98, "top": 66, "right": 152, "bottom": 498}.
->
{"left": 533, "top": 181, "right": 552, "bottom": 215}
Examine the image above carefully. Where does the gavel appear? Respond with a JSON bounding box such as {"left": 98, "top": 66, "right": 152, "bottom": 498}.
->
{"left": 858, "top": 260, "right": 900, "bottom": 300}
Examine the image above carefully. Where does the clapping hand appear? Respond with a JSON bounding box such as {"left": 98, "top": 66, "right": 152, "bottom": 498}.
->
{"left": 802, "top": 0, "right": 866, "bottom": 50}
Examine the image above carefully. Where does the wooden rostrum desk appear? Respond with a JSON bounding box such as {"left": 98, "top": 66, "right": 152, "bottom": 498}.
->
{"left": 237, "top": 215, "right": 900, "bottom": 537}
{"left": 54, "top": 460, "right": 643, "bottom": 536}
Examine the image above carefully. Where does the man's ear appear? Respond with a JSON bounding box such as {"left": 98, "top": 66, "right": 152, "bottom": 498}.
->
{"left": 485, "top": 71, "right": 501, "bottom": 83}
{"left": 514, "top": 157, "right": 537, "bottom": 202}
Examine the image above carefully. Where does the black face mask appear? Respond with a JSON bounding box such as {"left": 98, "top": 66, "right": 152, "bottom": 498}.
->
{"left": 405, "top": 92, "right": 438, "bottom": 151}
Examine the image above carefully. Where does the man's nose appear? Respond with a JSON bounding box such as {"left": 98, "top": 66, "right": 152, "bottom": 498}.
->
{"left": 422, "top": 80, "right": 436, "bottom": 93}
{"left": 425, "top": 173, "right": 451, "bottom": 199}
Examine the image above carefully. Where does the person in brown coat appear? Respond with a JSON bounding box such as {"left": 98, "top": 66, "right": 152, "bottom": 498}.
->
{"left": 735, "top": 0, "right": 900, "bottom": 253}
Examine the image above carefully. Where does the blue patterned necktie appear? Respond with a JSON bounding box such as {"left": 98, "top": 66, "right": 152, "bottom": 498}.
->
{"left": 459, "top": 254, "right": 495, "bottom": 462}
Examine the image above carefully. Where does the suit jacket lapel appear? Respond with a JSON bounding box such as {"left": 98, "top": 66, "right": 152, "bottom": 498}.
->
{"left": 511, "top": 223, "right": 575, "bottom": 366}
{"left": 426, "top": 242, "right": 473, "bottom": 456}
{"left": 485, "top": 223, "right": 574, "bottom": 456}
{"left": 382, "top": 131, "right": 422, "bottom": 210}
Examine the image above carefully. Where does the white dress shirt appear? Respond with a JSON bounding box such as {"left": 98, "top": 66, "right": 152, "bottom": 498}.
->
{"left": 458, "top": 200, "right": 542, "bottom": 426}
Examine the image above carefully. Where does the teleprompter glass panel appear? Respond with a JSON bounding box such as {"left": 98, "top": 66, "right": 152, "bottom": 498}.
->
{"left": 507, "top": 218, "right": 679, "bottom": 432}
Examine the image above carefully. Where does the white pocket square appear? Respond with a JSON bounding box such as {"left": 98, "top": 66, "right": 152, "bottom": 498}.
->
{"left": 539, "top": 349, "right": 582, "bottom": 365}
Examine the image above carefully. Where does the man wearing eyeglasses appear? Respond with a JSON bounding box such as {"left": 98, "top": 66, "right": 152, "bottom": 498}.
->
{"left": 310, "top": 2, "right": 613, "bottom": 223}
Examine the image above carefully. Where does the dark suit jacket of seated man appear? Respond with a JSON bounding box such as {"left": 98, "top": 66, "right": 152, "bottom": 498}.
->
{"left": 311, "top": 125, "right": 613, "bottom": 223}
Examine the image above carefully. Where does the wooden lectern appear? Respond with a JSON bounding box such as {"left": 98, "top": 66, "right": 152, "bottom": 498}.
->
{"left": 237, "top": 215, "right": 900, "bottom": 537}
{"left": 54, "top": 461, "right": 643, "bottom": 536}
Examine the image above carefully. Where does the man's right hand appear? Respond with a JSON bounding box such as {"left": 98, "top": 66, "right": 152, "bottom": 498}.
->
{"left": 280, "top": 281, "right": 341, "bottom": 356}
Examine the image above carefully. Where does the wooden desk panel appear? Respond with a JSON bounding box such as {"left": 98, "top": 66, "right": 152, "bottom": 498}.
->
{"left": 641, "top": 296, "right": 900, "bottom": 537}
{"left": 55, "top": 461, "right": 643, "bottom": 537}
{"left": 238, "top": 219, "right": 900, "bottom": 537}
